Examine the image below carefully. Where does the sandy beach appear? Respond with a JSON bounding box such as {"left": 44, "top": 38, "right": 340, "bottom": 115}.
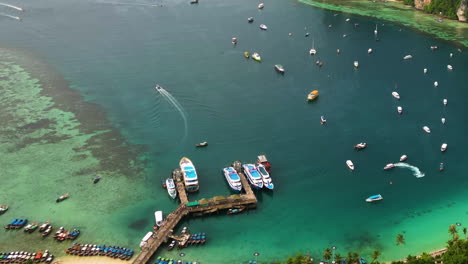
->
{"left": 55, "top": 256, "right": 131, "bottom": 264}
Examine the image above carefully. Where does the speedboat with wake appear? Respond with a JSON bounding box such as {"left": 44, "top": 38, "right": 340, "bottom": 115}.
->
{"left": 397, "top": 106, "right": 403, "bottom": 115}
{"left": 346, "top": 160, "right": 354, "bottom": 170}
{"left": 400, "top": 155, "right": 407, "bottom": 162}
{"left": 366, "top": 194, "right": 383, "bottom": 202}
{"left": 441, "top": 118, "right": 446, "bottom": 124}
{"left": 403, "top": 55, "right": 412, "bottom": 60}
{"left": 242, "top": 164, "right": 263, "bottom": 189}
{"left": 274, "top": 64, "right": 285, "bottom": 73}
{"left": 309, "top": 40, "right": 317, "bottom": 55}
{"left": 165, "top": 178, "right": 177, "bottom": 199}
{"left": 392, "top": 92, "right": 400, "bottom": 100}
{"left": 223, "top": 167, "right": 242, "bottom": 192}
{"left": 423, "top": 126, "right": 431, "bottom": 133}
{"left": 180, "top": 157, "right": 199, "bottom": 192}
{"left": 256, "top": 163, "right": 274, "bottom": 190}
{"left": 441, "top": 143, "right": 447, "bottom": 152}
{"left": 384, "top": 163, "right": 395, "bottom": 170}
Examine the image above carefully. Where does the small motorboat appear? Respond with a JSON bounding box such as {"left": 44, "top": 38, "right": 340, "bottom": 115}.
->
{"left": 354, "top": 143, "right": 367, "bottom": 150}
{"left": 439, "top": 162, "right": 444, "bottom": 171}
{"left": 196, "top": 141, "right": 208, "bottom": 147}
{"left": 441, "top": 117, "right": 446, "bottom": 124}
{"left": 441, "top": 143, "right": 447, "bottom": 152}
{"left": 434, "top": 81, "right": 439, "bottom": 87}
{"left": 392, "top": 92, "right": 400, "bottom": 100}
{"left": 430, "top": 45, "right": 438, "bottom": 51}
{"left": 423, "top": 126, "right": 431, "bottom": 133}
{"left": 227, "top": 207, "right": 245, "bottom": 215}
{"left": 252, "top": 53, "right": 261, "bottom": 62}
{"left": 231, "top": 37, "right": 237, "bottom": 44}
{"left": 309, "top": 48, "right": 317, "bottom": 55}
{"left": 366, "top": 194, "right": 383, "bottom": 202}
{"left": 247, "top": 17, "right": 254, "bottom": 23}
{"left": 166, "top": 178, "right": 177, "bottom": 199}
{"left": 0, "top": 205, "right": 8, "bottom": 215}
{"left": 345, "top": 18, "right": 350, "bottom": 22}
{"left": 259, "top": 24, "right": 267, "bottom": 30}
{"left": 397, "top": 106, "right": 403, "bottom": 115}
{"left": 305, "top": 32, "right": 310, "bottom": 37}
{"left": 346, "top": 160, "right": 355, "bottom": 170}
{"left": 167, "top": 240, "right": 176, "bottom": 251}
{"left": 447, "top": 65, "right": 453, "bottom": 70}
{"left": 190, "top": 0, "right": 198, "bottom": 3}
{"left": 320, "top": 115, "right": 326, "bottom": 124}
{"left": 443, "top": 99, "right": 447, "bottom": 106}
{"left": 354, "top": 61, "right": 359, "bottom": 68}
{"left": 38, "top": 221, "right": 50, "bottom": 232}
{"left": 307, "top": 90, "right": 319, "bottom": 101}
{"left": 257, "top": 155, "right": 271, "bottom": 172}
{"left": 400, "top": 155, "right": 407, "bottom": 162}
{"left": 343, "top": 34, "right": 348, "bottom": 38}
{"left": 336, "top": 49, "right": 341, "bottom": 54}
{"left": 368, "top": 48, "right": 373, "bottom": 54}
{"left": 315, "top": 60, "right": 323, "bottom": 67}
{"left": 384, "top": 163, "right": 395, "bottom": 170}
{"left": 274, "top": 64, "right": 285, "bottom": 74}
{"left": 56, "top": 193, "right": 70, "bottom": 203}
{"left": 424, "top": 68, "right": 428, "bottom": 74}
{"left": 258, "top": 3, "right": 264, "bottom": 9}
{"left": 403, "top": 55, "right": 412, "bottom": 60}
{"left": 93, "top": 175, "right": 101, "bottom": 184}
{"left": 450, "top": 52, "right": 453, "bottom": 58}
{"left": 244, "top": 51, "right": 250, "bottom": 58}
{"left": 374, "top": 25, "right": 378, "bottom": 34}
{"left": 257, "top": 163, "right": 274, "bottom": 190}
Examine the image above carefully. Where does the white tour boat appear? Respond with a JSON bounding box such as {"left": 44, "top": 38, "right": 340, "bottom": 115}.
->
{"left": 392, "top": 91, "right": 400, "bottom": 100}
{"left": 242, "top": 164, "right": 263, "bottom": 189}
{"left": 423, "top": 126, "right": 431, "bottom": 133}
{"left": 256, "top": 163, "right": 274, "bottom": 190}
{"left": 400, "top": 155, "right": 407, "bottom": 162}
{"left": 346, "top": 160, "right": 355, "bottom": 170}
{"left": 441, "top": 143, "right": 447, "bottom": 152}
{"left": 166, "top": 178, "right": 177, "bottom": 199}
{"left": 180, "top": 157, "right": 199, "bottom": 192}
{"left": 384, "top": 163, "right": 395, "bottom": 170}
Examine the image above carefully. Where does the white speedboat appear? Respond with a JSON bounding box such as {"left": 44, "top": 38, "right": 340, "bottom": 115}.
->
{"left": 392, "top": 91, "right": 400, "bottom": 100}
{"left": 223, "top": 167, "right": 242, "bottom": 192}
{"left": 441, "top": 143, "right": 447, "bottom": 152}
{"left": 443, "top": 99, "right": 447, "bottom": 105}
{"left": 441, "top": 117, "right": 446, "bottom": 124}
{"left": 447, "top": 65, "right": 453, "bottom": 70}
{"left": 368, "top": 48, "right": 373, "bottom": 54}
{"left": 366, "top": 194, "right": 383, "bottom": 202}
{"left": 345, "top": 18, "right": 350, "bottom": 22}
{"left": 346, "top": 160, "right": 354, "bottom": 170}
{"left": 400, "top": 155, "right": 407, "bottom": 162}
{"left": 354, "top": 61, "right": 359, "bottom": 68}
{"left": 354, "top": 142, "right": 367, "bottom": 150}
{"left": 258, "top": 3, "right": 264, "bottom": 9}
{"left": 154, "top": 211, "right": 163, "bottom": 226}
{"left": 397, "top": 106, "right": 403, "bottom": 115}
{"left": 242, "top": 164, "right": 263, "bottom": 189}
{"left": 166, "top": 178, "right": 177, "bottom": 199}
{"left": 374, "top": 25, "right": 378, "bottom": 34}
{"left": 424, "top": 68, "right": 428, "bottom": 74}
{"left": 309, "top": 40, "right": 317, "bottom": 55}
{"left": 231, "top": 37, "right": 237, "bottom": 44}
{"left": 434, "top": 81, "right": 439, "bottom": 87}
{"left": 259, "top": 24, "right": 267, "bottom": 30}
{"left": 450, "top": 52, "right": 453, "bottom": 58}
{"left": 256, "top": 163, "right": 274, "bottom": 190}
{"left": 403, "top": 55, "right": 412, "bottom": 60}
{"left": 320, "top": 115, "right": 326, "bottom": 124}
{"left": 423, "top": 126, "right": 431, "bottom": 133}
{"left": 384, "top": 163, "right": 395, "bottom": 170}
{"left": 180, "top": 157, "right": 199, "bottom": 192}
{"left": 248, "top": 17, "right": 254, "bottom": 23}
{"left": 252, "top": 52, "right": 261, "bottom": 62}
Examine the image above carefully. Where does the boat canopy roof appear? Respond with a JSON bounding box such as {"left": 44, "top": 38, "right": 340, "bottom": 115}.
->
{"left": 368, "top": 194, "right": 382, "bottom": 199}
{"left": 258, "top": 155, "right": 268, "bottom": 162}
{"left": 229, "top": 172, "right": 240, "bottom": 180}
{"left": 183, "top": 167, "right": 197, "bottom": 179}
{"left": 257, "top": 165, "right": 268, "bottom": 175}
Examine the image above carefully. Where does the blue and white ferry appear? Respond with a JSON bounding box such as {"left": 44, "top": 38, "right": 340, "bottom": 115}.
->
{"left": 242, "top": 164, "right": 263, "bottom": 189}
{"left": 223, "top": 167, "right": 243, "bottom": 192}
{"left": 256, "top": 163, "right": 274, "bottom": 190}
{"left": 180, "top": 157, "right": 199, "bottom": 192}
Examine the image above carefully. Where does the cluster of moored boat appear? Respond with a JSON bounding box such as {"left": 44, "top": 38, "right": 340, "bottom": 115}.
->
{"left": 224, "top": 155, "right": 274, "bottom": 191}
{"left": 167, "top": 233, "right": 207, "bottom": 250}
{"left": 4, "top": 219, "right": 28, "bottom": 230}
{"left": 65, "top": 243, "right": 134, "bottom": 260}
{"left": 53, "top": 226, "right": 80, "bottom": 241}
{"left": 4, "top": 220, "right": 55, "bottom": 238}
{"left": 0, "top": 250, "right": 54, "bottom": 263}
{"left": 155, "top": 256, "right": 201, "bottom": 264}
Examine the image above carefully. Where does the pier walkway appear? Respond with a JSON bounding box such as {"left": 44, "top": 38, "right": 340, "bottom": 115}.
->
{"left": 131, "top": 162, "right": 257, "bottom": 264}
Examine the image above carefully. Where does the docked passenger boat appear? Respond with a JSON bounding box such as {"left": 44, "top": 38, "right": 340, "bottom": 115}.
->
{"left": 441, "top": 143, "right": 447, "bottom": 152}
{"left": 195, "top": 141, "right": 208, "bottom": 147}
{"left": 166, "top": 178, "right": 177, "bottom": 199}
{"left": 256, "top": 163, "right": 274, "bottom": 190}
{"left": 244, "top": 51, "right": 250, "bottom": 58}
{"left": 259, "top": 24, "right": 267, "bottom": 30}
{"left": 223, "top": 167, "right": 242, "bottom": 192}
{"left": 258, "top": 3, "right": 264, "bottom": 9}
{"left": 307, "top": 90, "right": 319, "bottom": 101}
{"left": 443, "top": 99, "right": 447, "bottom": 105}
{"left": 274, "top": 64, "right": 285, "bottom": 73}
{"left": 180, "top": 157, "right": 199, "bottom": 192}
{"left": 366, "top": 194, "right": 383, "bottom": 202}
{"left": 392, "top": 91, "right": 400, "bottom": 100}
{"left": 154, "top": 211, "right": 163, "bottom": 227}
{"left": 423, "top": 126, "right": 431, "bottom": 133}
{"left": 403, "top": 55, "right": 412, "bottom": 60}
{"left": 354, "top": 142, "right": 367, "bottom": 150}
{"left": 384, "top": 163, "right": 395, "bottom": 170}
{"left": 257, "top": 155, "right": 271, "bottom": 172}
{"left": 242, "top": 164, "right": 263, "bottom": 189}
{"left": 140, "top": 231, "right": 153, "bottom": 248}
{"left": 320, "top": 115, "right": 326, "bottom": 124}
{"left": 346, "top": 160, "right": 354, "bottom": 170}
{"left": 354, "top": 61, "right": 359, "bottom": 68}
{"left": 252, "top": 53, "right": 261, "bottom": 62}
{"left": 400, "top": 155, "right": 407, "bottom": 162}
{"left": 439, "top": 162, "right": 444, "bottom": 171}
{"left": 56, "top": 193, "right": 70, "bottom": 203}
{"left": 0, "top": 205, "right": 8, "bottom": 215}
{"left": 397, "top": 106, "right": 403, "bottom": 115}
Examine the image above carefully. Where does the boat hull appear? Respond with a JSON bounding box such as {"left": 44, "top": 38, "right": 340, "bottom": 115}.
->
{"left": 242, "top": 164, "right": 263, "bottom": 189}
{"left": 223, "top": 168, "right": 242, "bottom": 192}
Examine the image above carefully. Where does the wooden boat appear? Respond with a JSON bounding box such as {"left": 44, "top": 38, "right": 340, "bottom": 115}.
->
{"left": 307, "top": 90, "right": 319, "bottom": 101}
{"left": 439, "top": 163, "right": 444, "bottom": 171}
{"left": 93, "top": 175, "right": 101, "bottom": 184}
{"left": 227, "top": 207, "right": 245, "bottom": 215}
{"left": 42, "top": 226, "right": 53, "bottom": 237}
{"left": 0, "top": 205, "right": 8, "bottom": 215}
{"left": 38, "top": 221, "right": 50, "bottom": 232}
{"left": 244, "top": 51, "right": 249, "bottom": 58}
{"left": 56, "top": 193, "right": 70, "bottom": 203}
{"left": 195, "top": 141, "right": 208, "bottom": 147}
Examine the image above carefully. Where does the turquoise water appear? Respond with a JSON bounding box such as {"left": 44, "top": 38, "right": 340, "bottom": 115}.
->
{"left": 0, "top": 0, "right": 467, "bottom": 263}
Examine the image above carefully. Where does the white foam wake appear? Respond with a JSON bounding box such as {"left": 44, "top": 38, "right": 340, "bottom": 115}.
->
{"left": 394, "top": 162, "right": 425, "bottom": 178}
{"left": 98, "top": 1, "right": 161, "bottom": 7}
{"left": 0, "top": 3, "right": 24, "bottom": 11}
{"left": 0, "top": 12, "right": 20, "bottom": 20}
{"left": 155, "top": 86, "right": 188, "bottom": 141}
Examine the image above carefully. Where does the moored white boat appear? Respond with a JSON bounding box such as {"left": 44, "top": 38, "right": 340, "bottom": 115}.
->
{"left": 441, "top": 117, "right": 446, "bottom": 124}
{"left": 256, "top": 163, "right": 274, "bottom": 190}
{"left": 154, "top": 211, "right": 163, "bottom": 226}
{"left": 354, "top": 142, "right": 367, "bottom": 150}
{"left": 252, "top": 53, "right": 261, "bottom": 62}
{"left": 423, "top": 126, "right": 431, "bottom": 133}
{"left": 354, "top": 61, "right": 359, "bottom": 68}
{"left": 346, "top": 160, "right": 354, "bottom": 170}
{"left": 397, "top": 106, "right": 402, "bottom": 115}
{"left": 424, "top": 68, "right": 428, "bottom": 74}
{"left": 259, "top": 24, "right": 267, "bottom": 30}
{"left": 223, "top": 167, "right": 242, "bottom": 192}
{"left": 400, "top": 155, "right": 407, "bottom": 162}
{"left": 443, "top": 99, "right": 447, "bottom": 105}
{"left": 166, "top": 178, "right": 177, "bottom": 199}
{"left": 403, "top": 55, "right": 412, "bottom": 60}
{"left": 368, "top": 48, "right": 373, "bottom": 54}
{"left": 366, "top": 194, "right": 383, "bottom": 202}
{"left": 180, "top": 157, "right": 199, "bottom": 192}
{"left": 258, "top": 3, "right": 264, "bottom": 9}
{"left": 242, "top": 164, "right": 263, "bottom": 189}
{"left": 441, "top": 143, "right": 447, "bottom": 152}
{"left": 274, "top": 64, "right": 285, "bottom": 73}
{"left": 392, "top": 91, "right": 400, "bottom": 100}
{"left": 434, "top": 81, "right": 439, "bottom": 87}
{"left": 447, "top": 65, "right": 453, "bottom": 70}
{"left": 384, "top": 163, "right": 395, "bottom": 170}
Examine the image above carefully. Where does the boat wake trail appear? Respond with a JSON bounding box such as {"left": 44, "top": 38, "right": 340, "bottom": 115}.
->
{"left": 154, "top": 85, "right": 188, "bottom": 141}
{"left": 0, "top": 12, "right": 20, "bottom": 20}
{"left": 0, "top": 3, "right": 24, "bottom": 11}
{"left": 394, "top": 163, "right": 425, "bottom": 178}
{"left": 97, "top": 1, "right": 161, "bottom": 7}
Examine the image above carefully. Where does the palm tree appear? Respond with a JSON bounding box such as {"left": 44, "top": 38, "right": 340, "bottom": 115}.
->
{"left": 463, "top": 227, "right": 467, "bottom": 239}
{"left": 448, "top": 224, "right": 458, "bottom": 239}
{"left": 371, "top": 250, "right": 381, "bottom": 263}
{"left": 352, "top": 252, "right": 359, "bottom": 263}
{"left": 396, "top": 233, "right": 405, "bottom": 245}
{"left": 346, "top": 252, "right": 353, "bottom": 264}
{"left": 335, "top": 253, "right": 343, "bottom": 264}
{"left": 323, "top": 248, "right": 332, "bottom": 260}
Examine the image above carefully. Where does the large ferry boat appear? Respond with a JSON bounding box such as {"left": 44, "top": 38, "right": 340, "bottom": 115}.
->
{"left": 179, "top": 157, "right": 199, "bottom": 192}
{"left": 242, "top": 164, "right": 263, "bottom": 189}
{"left": 223, "top": 167, "right": 243, "bottom": 192}
{"left": 256, "top": 164, "right": 274, "bottom": 190}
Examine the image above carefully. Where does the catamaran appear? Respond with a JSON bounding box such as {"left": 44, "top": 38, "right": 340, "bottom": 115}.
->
{"left": 165, "top": 178, "right": 177, "bottom": 199}
{"left": 242, "top": 164, "right": 263, "bottom": 189}
{"left": 366, "top": 194, "right": 383, "bottom": 202}
{"left": 256, "top": 163, "right": 274, "bottom": 190}
{"left": 180, "top": 157, "right": 199, "bottom": 192}
{"left": 223, "top": 167, "right": 242, "bottom": 192}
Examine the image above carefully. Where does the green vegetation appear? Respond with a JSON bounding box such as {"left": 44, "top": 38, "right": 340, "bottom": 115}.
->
{"left": 396, "top": 233, "right": 406, "bottom": 245}
{"left": 424, "top": 0, "right": 462, "bottom": 19}
{"left": 403, "top": 0, "right": 415, "bottom": 7}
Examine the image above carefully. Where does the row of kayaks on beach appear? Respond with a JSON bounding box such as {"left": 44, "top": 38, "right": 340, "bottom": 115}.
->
{"left": 66, "top": 243, "right": 134, "bottom": 260}
{"left": 0, "top": 250, "right": 54, "bottom": 264}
